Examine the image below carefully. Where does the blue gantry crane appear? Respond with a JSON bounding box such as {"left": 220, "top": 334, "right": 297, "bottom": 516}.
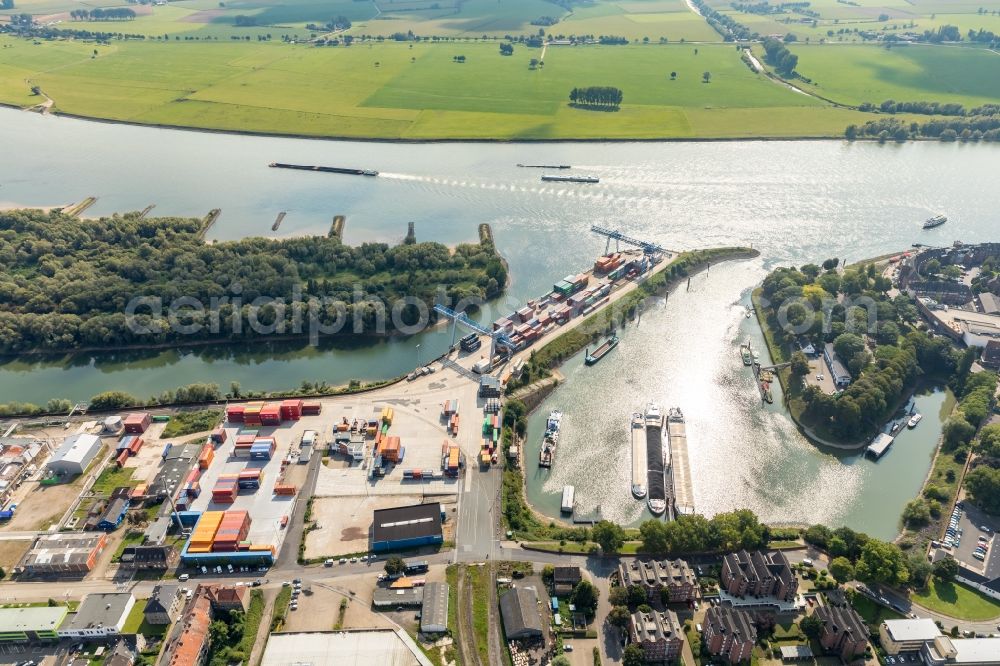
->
{"left": 433, "top": 304, "right": 514, "bottom": 365}
{"left": 591, "top": 224, "right": 667, "bottom": 257}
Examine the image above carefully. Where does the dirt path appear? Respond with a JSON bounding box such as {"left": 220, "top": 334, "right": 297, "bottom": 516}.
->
{"left": 486, "top": 564, "right": 506, "bottom": 666}
{"left": 456, "top": 567, "right": 482, "bottom": 666}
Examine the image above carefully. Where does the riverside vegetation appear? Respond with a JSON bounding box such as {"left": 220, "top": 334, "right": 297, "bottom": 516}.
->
{"left": 0, "top": 208, "right": 506, "bottom": 353}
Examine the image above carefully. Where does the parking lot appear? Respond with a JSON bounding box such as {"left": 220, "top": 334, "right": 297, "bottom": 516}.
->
{"left": 948, "top": 501, "right": 999, "bottom": 575}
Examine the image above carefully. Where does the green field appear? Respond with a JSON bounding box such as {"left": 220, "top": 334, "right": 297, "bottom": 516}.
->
{"left": 912, "top": 580, "right": 1000, "bottom": 621}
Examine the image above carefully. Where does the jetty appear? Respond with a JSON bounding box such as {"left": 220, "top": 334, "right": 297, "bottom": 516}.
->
{"left": 667, "top": 408, "right": 695, "bottom": 517}
{"left": 269, "top": 162, "right": 378, "bottom": 177}
{"left": 198, "top": 208, "right": 221, "bottom": 240}
{"left": 866, "top": 433, "right": 894, "bottom": 459}
{"left": 272, "top": 211, "right": 286, "bottom": 232}
{"left": 62, "top": 196, "right": 97, "bottom": 218}
{"left": 330, "top": 215, "right": 346, "bottom": 239}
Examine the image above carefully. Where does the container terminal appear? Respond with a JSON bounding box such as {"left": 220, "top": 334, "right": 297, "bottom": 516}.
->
{"left": 644, "top": 403, "right": 667, "bottom": 516}
{"left": 630, "top": 412, "right": 647, "bottom": 499}
{"left": 667, "top": 407, "right": 695, "bottom": 517}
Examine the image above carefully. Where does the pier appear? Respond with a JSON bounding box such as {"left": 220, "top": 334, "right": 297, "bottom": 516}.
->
{"left": 330, "top": 215, "right": 346, "bottom": 239}
{"left": 198, "top": 208, "right": 221, "bottom": 239}
{"left": 866, "top": 433, "right": 895, "bottom": 459}
{"left": 667, "top": 409, "right": 695, "bottom": 517}
{"left": 272, "top": 211, "right": 286, "bottom": 232}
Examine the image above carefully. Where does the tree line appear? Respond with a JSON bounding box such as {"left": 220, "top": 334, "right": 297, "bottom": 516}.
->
{"left": 569, "top": 86, "right": 623, "bottom": 108}
{"left": 858, "top": 100, "right": 1000, "bottom": 117}
{"left": 0, "top": 209, "right": 505, "bottom": 353}
{"left": 846, "top": 116, "right": 1000, "bottom": 142}
{"left": 761, "top": 37, "right": 798, "bottom": 76}
{"left": 690, "top": 0, "right": 757, "bottom": 41}
{"left": 69, "top": 8, "right": 137, "bottom": 21}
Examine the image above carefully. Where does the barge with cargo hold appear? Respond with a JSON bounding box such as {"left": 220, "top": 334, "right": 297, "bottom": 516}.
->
{"left": 667, "top": 407, "right": 695, "bottom": 517}
{"left": 538, "top": 410, "right": 562, "bottom": 468}
{"left": 630, "top": 412, "right": 647, "bottom": 499}
{"left": 541, "top": 174, "right": 599, "bottom": 184}
{"left": 585, "top": 335, "right": 619, "bottom": 365}
{"left": 269, "top": 162, "right": 378, "bottom": 177}
{"left": 644, "top": 403, "right": 668, "bottom": 516}
{"left": 561, "top": 485, "right": 575, "bottom": 514}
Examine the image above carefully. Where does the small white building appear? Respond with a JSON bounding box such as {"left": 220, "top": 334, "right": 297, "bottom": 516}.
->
{"left": 47, "top": 433, "right": 102, "bottom": 476}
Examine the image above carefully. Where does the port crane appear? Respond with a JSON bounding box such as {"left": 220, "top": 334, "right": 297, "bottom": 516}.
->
{"left": 433, "top": 304, "right": 514, "bottom": 365}
{"left": 591, "top": 225, "right": 668, "bottom": 257}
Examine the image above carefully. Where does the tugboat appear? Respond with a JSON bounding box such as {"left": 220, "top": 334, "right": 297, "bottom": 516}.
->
{"left": 538, "top": 410, "right": 562, "bottom": 468}
{"left": 923, "top": 214, "right": 947, "bottom": 229}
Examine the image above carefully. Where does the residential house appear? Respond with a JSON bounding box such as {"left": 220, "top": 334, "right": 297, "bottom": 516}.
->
{"left": 160, "top": 592, "right": 212, "bottom": 666}
{"left": 553, "top": 567, "right": 582, "bottom": 596}
{"left": 618, "top": 558, "right": 698, "bottom": 603}
{"left": 630, "top": 609, "right": 684, "bottom": 662}
{"left": 202, "top": 584, "right": 249, "bottom": 613}
{"left": 823, "top": 344, "right": 852, "bottom": 389}
{"left": 814, "top": 605, "right": 868, "bottom": 662}
{"left": 120, "top": 544, "right": 178, "bottom": 570}
{"left": 702, "top": 606, "right": 757, "bottom": 664}
{"left": 721, "top": 550, "right": 798, "bottom": 603}
{"left": 144, "top": 584, "right": 183, "bottom": 626}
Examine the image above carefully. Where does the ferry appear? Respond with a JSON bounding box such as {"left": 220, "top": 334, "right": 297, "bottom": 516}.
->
{"left": 561, "top": 485, "right": 575, "bottom": 514}
{"left": 269, "top": 162, "right": 378, "bottom": 177}
{"left": 541, "top": 174, "right": 599, "bottom": 184}
{"left": 741, "top": 347, "right": 752, "bottom": 366}
{"left": 908, "top": 413, "right": 923, "bottom": 428}
{"left": 923, "top": 214, "right": 947, "bottom": 229}
{"left": 538, "top": 410, "right": 562, "bottom": 468}
{"left": 644, "top": 403, "right": 667, "bottom": 516}
{"left": 630, "top": 412, "right": 647, "bottom": 499}
{"left": 585, "top": 335, "right": 619, "bottom": 365}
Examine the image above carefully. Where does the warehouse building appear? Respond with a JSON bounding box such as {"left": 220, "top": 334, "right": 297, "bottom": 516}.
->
{"left": 260, "top": 630, "right": 433, "bottom": 666}
{"left": 0, "top": 606, "right": 69, "bottom": 643}
{"left": 47, "top": 433, "right": 102, "bottom": 476}
{"left": 499, "top": 587, "right": 544, "bottom": 640}
{"left": 16, "top": 532, "right": 108, "bottom": 576}
{"left": 58, "top": 593, "right": 135, "bottom": 639}
{"left": 373, "top": 587, "right": 424, "bottom": 608}
{"left": 371, "top": 502, "right": 444, "bottom": 553}
{"left": 420, "top": 582, "right": 449, "bottom": 634}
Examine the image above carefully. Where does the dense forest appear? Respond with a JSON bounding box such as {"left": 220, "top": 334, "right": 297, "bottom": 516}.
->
{"left": 0, "top": 209, "right": 506, "bottom": 353}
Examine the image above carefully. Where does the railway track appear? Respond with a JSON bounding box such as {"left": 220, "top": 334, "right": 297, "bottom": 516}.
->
{"left": 455, "top": 567, "right": 482, "bottom": 666}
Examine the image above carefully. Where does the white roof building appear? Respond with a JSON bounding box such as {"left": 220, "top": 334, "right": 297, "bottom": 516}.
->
{"left": 260, "top": 630, "right": 432, "bottom": 666}
{"left": 880, "top": 618, "right": 942, "bottom": 654}
{"left": 47, "top": 433, "right": 102, "bottom": 476}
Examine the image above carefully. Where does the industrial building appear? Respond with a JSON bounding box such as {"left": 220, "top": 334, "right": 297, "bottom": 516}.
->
{"left": 16, "top": 532, "right": 108, "bottom": 576}
{"left": 879, "top": 619, "right": 942, "bottom": 655}
{"left": 924, "top": 637, "right": 1000, "bottom": 666}
{"left": 373, "top": 587, "right": 424, "bottom": 608}
{"left": 371, "top": 502, "right": 444, "bottom": 553}
{"left": 420, "top": 582, "right": 449, "bottom": 634}
{"left": 58, "top": 593, "right": 135, "bottom": 639}
{"left": 260, "top": 630, "right": 433, "bottom": 666}
{"left": 47, "top": 433, "right": 102, "bottom": 476}
{"left": 0, "top": 606, "right": 68, "bottom": 642}
{"left": 499, "top": 587, "right": 544, "bottom": 640}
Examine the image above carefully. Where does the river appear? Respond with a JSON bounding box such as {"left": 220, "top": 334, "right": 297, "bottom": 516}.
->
{"left": 1, "top": 109, "right": 998, "bottom": 535}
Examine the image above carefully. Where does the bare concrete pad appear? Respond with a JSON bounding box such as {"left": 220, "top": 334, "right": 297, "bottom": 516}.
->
{"left": 305, "top": 495, "right": 424, "bottom": 559}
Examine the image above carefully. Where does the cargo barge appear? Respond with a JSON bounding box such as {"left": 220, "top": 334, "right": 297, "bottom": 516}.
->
{"left": 541, "top": 174, "right": 599, "bottom": 183}
{"left": 518, "top": 163, "right": 571, "bottom": 169}
{"left": 667, "top": 407, "right": 694, "bottom": 517}
{"left": 585, "top": 335, "right": 619, "bottom": 365}
{"left": 269, "top": 162, "right": 378, "bottom": 177}
{"left": 538, "top": 410, "right": 562, "bottom": 468}
{"left": 630, "top": 412, "right": 647, "bottom": 499}
{"left": 561, "top": 485, "right": 575, "bottom": 514}
{"left": 645, "top": 403, "right": 667, "bottom": 516}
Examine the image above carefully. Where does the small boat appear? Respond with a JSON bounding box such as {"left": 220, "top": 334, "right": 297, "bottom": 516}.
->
{"left": 538, "top": 410, "right": 562, "bottom": 468}
{"left": 891, "top": 422, "right": 900, "bottom": 434}
{"left": 752, "top": 350, "right": 761, "bottom": 363}
{"left": 908, "top": 413, "right": 923, "bottom": 428}
{"left": 541, "top": 174, "right": 599, "bottom": 184}
{"left": 585, "top": 335, "right": 619, "bottom": 365}
{"left": 923, "top": 214, "right": 947, "bottom": 229}
{"left": 741, "top": 347, "right": 752, "bottom": 366}
{"left": 517, "top": 163, "right": 571, "bottom": 169}
{"left": 561, "top": 485, "right": 575, "bottom": 514}
{"left": 745, "top": 306, "right": 753, "bottom": 319}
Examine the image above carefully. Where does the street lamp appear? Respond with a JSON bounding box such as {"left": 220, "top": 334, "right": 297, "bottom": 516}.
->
{"left": 416, "top": 343, "right": 421, "bottom": 368}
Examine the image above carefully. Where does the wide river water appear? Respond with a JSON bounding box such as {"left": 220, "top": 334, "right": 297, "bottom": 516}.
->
{"left": 2, "top": 109, "right": 999, "bottom": 537}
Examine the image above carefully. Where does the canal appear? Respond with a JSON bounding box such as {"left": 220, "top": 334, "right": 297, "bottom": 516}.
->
{"left": 1, "top": 108, "right": 997, "bottom": 536}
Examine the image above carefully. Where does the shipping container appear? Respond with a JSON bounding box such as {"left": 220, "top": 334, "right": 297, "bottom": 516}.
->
{"left": 161, "top": 442, "right": 173, "bottom": 460}
{"left": 280, "top": 399, "right": 304, "bottom": 420}
{"left": 302, "top": 402, "right": 322, "bottom": 415}
{"left": 198, "top": 444, "right": 215, "bottom": 470}
{"left": 210, "top": 428, "right": 227, "bottom": 444}
{"left": 123, "top": 412, "right": 151, "bottom": 434}
{"left": 226, "top": 405, "right": 246, "bottom": 423}
{"left": 273, "top": 484, "right": 296, "bottom": 496}
{"left": 115, "top": 449, "right": 130, "bottom": 468}
{"left": 127, "top": 438, "right": 143, "bottom": 456}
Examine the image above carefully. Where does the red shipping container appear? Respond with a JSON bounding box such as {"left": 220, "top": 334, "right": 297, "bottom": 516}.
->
{"left": 235, "top": 434, "right": 255, "bottom": 445}
{"left": 210, "top": 427, "right": 227, "bottom": 443}
{"left": 115, "top": 449, "right": 130, "bottom": 468}
{"left": 226, "top": 405, "right": 246, "bottom": 422}
{"left": 302, "top": 402, "right": 321, "bottom": 415}
{"left": 123, "top": 412, "right": 150, "bottom": 434}
{"left": 127, "top": 438, "right": 143, "bottom": 456}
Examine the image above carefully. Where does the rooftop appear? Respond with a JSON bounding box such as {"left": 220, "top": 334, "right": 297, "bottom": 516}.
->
{"left": 50, "top": 433, "right": 101, "bottom": 465}
{"left": 372, "top": 503, "right": 442, "bottom": 543}
{"left": 20, "top": 532, "right": 105, "bottom": 569}
{"left": 61, "top": 593, "right": 134, "bottom": 632}
{"left": 882, "top": 618, "right": 941, "bottom": 642}
{"left": 260, "top": 630, "right": 432, "bottom": 666}
{"left": 0, "top": 606, "right": 69, "bottom": 633}
{"left": 420, "top": 582, "right": 449, "bottom": 633}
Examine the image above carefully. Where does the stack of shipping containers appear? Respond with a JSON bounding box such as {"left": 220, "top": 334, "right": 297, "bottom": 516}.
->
{"left": 123, "top": 412, "right": 151, "bottom": 434}
{"left": 212, "top": 474, "right": 239, "bottom": 503}
{"left": 250, "top": 439, "right": 275, "bottom": 459}
{"left": 188, "top": 511, "right": 223, "bottom": 553}
{"left": 212, "top": 510, "right": 251, "bottom": 552}
{"left": 237, "top": 468, "right": 263, "bottom": 490}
